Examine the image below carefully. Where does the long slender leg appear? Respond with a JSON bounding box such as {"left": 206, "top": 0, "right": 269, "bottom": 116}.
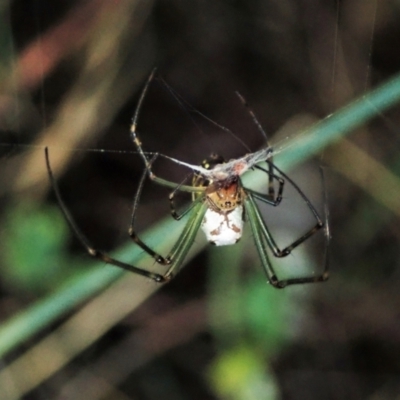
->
{"left": 45, "top": 148, "right": 167, "bottom": 282}
{"left": 129, "top": 68, "right": 177, "bottom": 187}
{"left": 247, "top": 160, "right": 324, "bottom": 257}
{"left": 235, "top": 91, "right": 279, "bottom": 200}
{"left": 235, "top": 92, "right": 269, "bottom": 141}
{"left": 130, "top": 68, "right": 157, "bottom": 169}
{"left": 247, "top": 164, "right": 285, "bottom": 206}
{"left": 130, "top": 153, "right": 158, "bottom": 229}
{"left": 269, "top": 162, "right": 324, "bottom": 256}
{"left": 247, "top": 188, "right": 322, "bottom": 258}
{"left": 249, "top": 188, "right": 324, "bottom": 259}
{"left": 128, "top": 156, "right": 203, "bottom": 264}
{"left": 130, "top": 196, "right": 207, "bottom": 279}
{"left": 267, "top": 161, "right": 275, "bottom": 199}
{"left": 46, "top": 147, "right": 208, "bottom": 283}
{"left": 129, "top": 69, "right": 205, "bottom": 194}
{"left": 128, "top": 154, "right": 171, "bottom": 265}
{"left": 164, "top": 201, "right": 207, "bottom": 279}
{"left": 236, "top": 93, "right": 321, "bottom": 253}
{"left": 169, "top": 191, "right": 206, "bottom": 221}
{"left": 129, "top": 193, "right": 207, "bottom": 279}
{"left": 269, "top": 169, "right": 330, "bottom": 287}
{"left": 169, "top": 176, "right": 205, "bottom": 221}
{"left": 245, "top": 196, "right": 281, "bottom": 287}
{"left": 244, "top": 169, "right": 329, "bottom": 288}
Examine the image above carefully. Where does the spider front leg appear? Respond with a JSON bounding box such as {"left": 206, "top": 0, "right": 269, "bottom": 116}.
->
{"left": 262, "top": 160, "right": 280, "bottom": 202}
{"left": 235, "top": 91, "right": 281, "bottom": 202}
{"left": 129, "top": 68, "right": 178, "bottom": 190}
{"left": 129, "top": 69, "right": 205, "bottom": 194}
{"left": 128, "top": 154, "right": 171, "bottom": 266}
{"left": 248, "top": 163, "right": 285, "bottom": 206}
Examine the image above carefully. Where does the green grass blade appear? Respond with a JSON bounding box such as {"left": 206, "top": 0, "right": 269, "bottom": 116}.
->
{"left": 0, "top": 214, "right": 206, "bottom": 358}
{"left": 276, "top": 72, "right": 400, "bottom": 168}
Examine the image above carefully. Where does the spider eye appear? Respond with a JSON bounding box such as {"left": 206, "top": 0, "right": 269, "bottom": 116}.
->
{"left": 201, "top": 159, "right": 209, "bottom": 168}
{"left": 203, "top": 154, "right": 225, "bottom": 169}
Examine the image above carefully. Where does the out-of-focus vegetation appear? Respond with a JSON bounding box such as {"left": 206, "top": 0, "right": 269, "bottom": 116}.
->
{"left": 1, "top": 1, "right": 400, "bottom": 399}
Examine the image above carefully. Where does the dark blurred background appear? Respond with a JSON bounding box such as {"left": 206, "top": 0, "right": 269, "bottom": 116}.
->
{"left": 1, "top": 0, "right": 400, "bottom": 399}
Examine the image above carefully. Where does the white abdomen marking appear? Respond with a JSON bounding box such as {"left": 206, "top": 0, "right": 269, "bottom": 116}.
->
{"left": 201, "top": 206, "right": 244, "bottom": 246}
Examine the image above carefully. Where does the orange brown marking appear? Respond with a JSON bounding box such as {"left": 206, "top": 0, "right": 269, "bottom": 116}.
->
{"left": 206, "top": 181, "right": 244, "bottom": 212}
{"left": 210, "top": 228, "right": 221, "bottom": 236}
{"left": 231, "top": 224, "right": 241, "bottom": 233}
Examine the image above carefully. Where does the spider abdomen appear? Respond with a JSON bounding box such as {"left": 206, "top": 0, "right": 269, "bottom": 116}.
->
{"left": 201, "top": 206, "right": 243, "bottom": 246}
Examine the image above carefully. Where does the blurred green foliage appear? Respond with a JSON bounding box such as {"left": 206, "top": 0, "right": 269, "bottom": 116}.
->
{"left": 209, "top": 344, "right": 279, "bottom": 400}
{"left": 2, "top": 201, "right": 74, "bottom": 293}
{"left": 207, "top": 235, "right": 315, "bottom": 399}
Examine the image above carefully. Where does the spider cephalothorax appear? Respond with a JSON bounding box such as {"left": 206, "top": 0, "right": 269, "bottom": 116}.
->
{"left": 195, "top": 155, "right": 243, "bottom": 210}
{"left": 206, "top": 178, "right": 243, "bottom": 212}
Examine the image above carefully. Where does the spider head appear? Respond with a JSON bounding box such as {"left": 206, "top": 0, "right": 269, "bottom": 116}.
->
{"left": 193, "top": 154, "right": 225, "bottom": 189}
{"left": 201, "top": 153, "right": 225, "bottom": 170}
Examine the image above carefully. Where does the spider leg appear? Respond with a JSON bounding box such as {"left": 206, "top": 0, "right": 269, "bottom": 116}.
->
{"left": 273, "top": 168, "right": 330, "bottom": 287}
{"left": 235, "top": 91, "right": 269, "bottom": 142}
{"left": 129, "top": 69, "right": 175, "bottom": 187}
{"left": 130, "top": 68, "right": 157, "bottom": 169}
{"left": 169, "top": 175, "right": 205, "bottom": 221}
{"left": 46, "top": 148, "right": 207, "bottom": 283}
{"left": 45, "top": 148, "right": 166, "bottom": 283}
{"left": 128, "top": 161, "right": 203, "bottom": 265}
{"left": 235, "top": 91, "right": 278, "bottom": 200}
{"left": 128, "top": 154, "right": 170, "bottom": 265}
{"left": 269, "top": 163, "right": 324, "bottom": 257}
{"left": 247, "top": 164, "right": 285, "bottom": 206}
{"left": 266, "top": 161, "right": 275, "bottom": 199}
{"left": 130, "top": 194, "right": 207, "bottom": 280}
{"left": 129, "top": 70, "right": 206, "bottom": 194}
{"left": 248, "top": 161, "right": 323, "bottom": 257}
{"left": 245, "top": 195, "right": 282, "bottom": 287}
{"left": 245, "top": 168, "right": 329, "bottom": 288}
{"left": 130, "top": 195, "right": 207, "bottom": 279}
{"left": 163, "top": 200, "right": 207, "bottom": 280}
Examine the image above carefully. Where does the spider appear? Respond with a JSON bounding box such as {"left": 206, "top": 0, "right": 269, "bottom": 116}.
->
{"left": 45, "top": 70, "right": 329, "bottom": 289}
